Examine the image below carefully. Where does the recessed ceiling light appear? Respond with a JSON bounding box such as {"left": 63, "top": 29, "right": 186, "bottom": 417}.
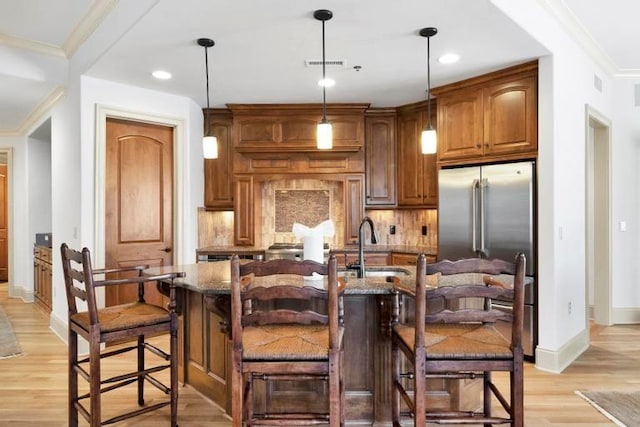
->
{"left": 318, "top": 78, "right": 335, "bottom": 87}
{"left": 438, "top": 53, "right": 460, "bottom": 64}
{"left": 152, "top": 70, "right": 172, "bottom": 80}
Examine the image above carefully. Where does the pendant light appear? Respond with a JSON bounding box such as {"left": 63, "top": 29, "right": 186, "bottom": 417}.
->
{"left": 420, "top": 27, "right": 438, "bottom": 155}
{"left": 198, "top": 37, "right": 218, "bottom": 159}
{"left": 314, "top": 9, "right": 333, "bottom": 150}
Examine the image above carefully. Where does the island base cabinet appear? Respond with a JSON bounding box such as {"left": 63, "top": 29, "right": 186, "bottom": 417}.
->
{"left": 180, "top": 290, "right": 480, "bottom": 424}
{"left": 184, "top": 292, "right": 231, "bottom": 413}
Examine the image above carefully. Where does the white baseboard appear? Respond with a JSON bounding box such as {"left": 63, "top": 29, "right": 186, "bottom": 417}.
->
{"left": 8, "top": 284, "right": 34, "bottom": 302}
{"left": 49, "top": 311, "right": 89, "bottom": 355}
{"left": 611, "top": 307, "right": 640, "bottom": 324}
{"left": 49, "top": 311, "right": 67, "bottom": 343}
{"left": 534, "top": 328, "right": 589, "bottom": 373}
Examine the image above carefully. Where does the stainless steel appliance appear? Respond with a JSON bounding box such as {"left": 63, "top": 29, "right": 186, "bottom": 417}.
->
{"left": 438, "top": 160, "right": 536, "bottom": 359}
{"left": 265, "top": 243, "right": 330, "bottom": 261}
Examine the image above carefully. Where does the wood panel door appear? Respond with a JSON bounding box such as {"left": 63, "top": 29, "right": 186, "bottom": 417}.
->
{"left": 105, "top": 118, "right": 174, "bottom": 307}
{"left": 0, "top": 164, "right": 7, "bottom": 281}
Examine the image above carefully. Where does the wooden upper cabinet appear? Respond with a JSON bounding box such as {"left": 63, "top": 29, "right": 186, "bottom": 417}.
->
{"left": 436, "top": 88, "right": 484, "bottom": 161}
{"left": 396, "top": 102, "right": 438, "bottom": 208}
{"left": 434, "top": 61, "right": 538, "bottom": 165}
{"left": 230, "top": 104, "right": 368, "bottom": 152}
{"left": 365, "top": 109, "right": 396, "bottom": 207}
{"left": 204, "top": 109, "right": 234, "bottom": 210}
{"left": 483, "top": 75, "right": 537, "bottom": 156}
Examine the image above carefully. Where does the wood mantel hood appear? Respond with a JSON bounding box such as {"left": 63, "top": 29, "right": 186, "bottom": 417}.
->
{"left": 227, "top": 103, "right": 369, "bottom": 174}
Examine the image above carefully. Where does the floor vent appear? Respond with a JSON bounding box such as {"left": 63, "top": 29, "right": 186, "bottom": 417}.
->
{"left": 305, "top": 59, "right": 346, "bottom": 68}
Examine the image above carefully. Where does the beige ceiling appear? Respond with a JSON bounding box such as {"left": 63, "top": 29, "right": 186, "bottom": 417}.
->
{"left": 0, "top": 0, "right": 636, "bottom": 137}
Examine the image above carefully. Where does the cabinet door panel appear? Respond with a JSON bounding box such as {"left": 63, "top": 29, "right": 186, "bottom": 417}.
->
{"left": 237, "top": 119, "right": 279, "bottom": 144}
{"left": 280, "top": 118, "right": 316, "bottom": 143}
{"left": 397, "top": 113, "right": 423, "bottom": 206}
{"left": 234, "top": 176, "right": 254, "bottom": 245}
{"left": 365, "top": 115, "right": 396, "bottom": 206}
{"left": 204, "top": 113, "right": 233, "bottom": 209}
{"left": 437, "top": 88, "right": 484, "bottom": 161}
{"left": 484, "top": 76, "right": 537, "bottom": 155}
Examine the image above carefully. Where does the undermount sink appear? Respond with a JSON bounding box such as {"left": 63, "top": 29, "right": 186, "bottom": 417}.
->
{"left": 338, "top": 267, "right": 411, "bottom": 278}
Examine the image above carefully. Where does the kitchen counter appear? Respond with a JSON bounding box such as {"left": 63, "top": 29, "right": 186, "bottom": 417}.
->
{"left": 196, "top": 244, "right": 438, "bottom": 258}
{"left": 149, "top": 261, "right": 519, "bottom": 423}
{"left": 196, "top": 245, "right": 265, "bottom": 257}
{"left": 331, "top": 244, "right": 437, "bottom": 256}
{"left": 149, "top": 260, "right": 518, "bottom": 295}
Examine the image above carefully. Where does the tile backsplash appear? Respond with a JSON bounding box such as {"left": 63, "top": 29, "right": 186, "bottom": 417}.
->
{"left": 198, "top": 204, "right": 437, "bottom": 252}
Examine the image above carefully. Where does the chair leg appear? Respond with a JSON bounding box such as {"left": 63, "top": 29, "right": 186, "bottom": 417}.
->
{"left": 391, "top": 339, "right": 400, "bottom": 426}
{"left": 89, "top": 330, "right": 101, "bottom": 427}
{"left": 414, "top": 348, "right": 426, "bottom": 427}
{"left": 231, "top": 358, "right": 243, "bottom": 427}
{"left": 137, "top": 335, "right": 145, "bottom": 406}
{"left": 483, "top": 371, "right": 492, "bottom": 427}
{"left": 512, "top": 362, "right": 524, "bottom": 427}
{"left": 68, "top": 329, "right": 78, "bottom": 427}
{"left": 329, "top": 351, "right": 340, "bottom": 427}
{"left": 170, "top": 316, "right": 179, "bottom": 427}
{"left": 340, "top": 348, "right": 345, "bottom": 427}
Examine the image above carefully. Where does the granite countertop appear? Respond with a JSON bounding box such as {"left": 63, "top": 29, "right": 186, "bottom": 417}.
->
{"left": 196, "top": 246, "right": 265, "bottom": 255}
{"left": 331, "top": 244, "right": 437, "bottom": 256}
{"left": 196, "top": 244, "right": 437, "bottom": 257}
{"left": 147, "top": 261, "right": 519, "bottom": 296}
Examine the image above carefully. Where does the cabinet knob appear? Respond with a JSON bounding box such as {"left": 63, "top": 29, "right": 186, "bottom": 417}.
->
{"left": 476, "top": 143, "right": 482, "bottom": 148}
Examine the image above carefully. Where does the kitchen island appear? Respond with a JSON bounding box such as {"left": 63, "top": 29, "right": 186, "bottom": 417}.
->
{"left": 150, "top": 260, "right": 515, "bottom": 424}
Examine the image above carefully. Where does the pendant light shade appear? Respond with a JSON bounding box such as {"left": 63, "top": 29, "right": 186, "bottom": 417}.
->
{"left": 198, "top": 37, "right": 218, "bottom": 159}
{"left": 420, "top": 27, "right": 438, "bottom": 155}
{"left": 314, "top": 9, "right": 333, "bottom": 150}
{"left": 421, "top": 128, "right": 437, "bottom": 154}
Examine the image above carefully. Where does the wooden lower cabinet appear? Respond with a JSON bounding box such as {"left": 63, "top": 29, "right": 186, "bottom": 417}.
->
{"left": 33, "top": 245, "right": 52, "bottom": 312}
{"left": 183, "top": 292, "right": 231, "bottom": 413}
{"left": 182, "top": 290, "right": 479, "bottom": 424}
{"left": 391, "top": 252, "right": 436, "bottom": 265}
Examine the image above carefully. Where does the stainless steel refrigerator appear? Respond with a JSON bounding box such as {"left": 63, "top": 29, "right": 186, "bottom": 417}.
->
{"left": 438, "top": 160, "right": 536, "bottom": 359}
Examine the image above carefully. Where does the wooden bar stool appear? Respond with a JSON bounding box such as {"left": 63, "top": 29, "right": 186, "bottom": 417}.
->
{"left": 391, "top": 253, "right": 526, "bottom": 427}
{"left": 230, "top": 254, "right": 346, "bottom": 426}
{"left": 60, "top": 243, "right": 185, "bottom": 426}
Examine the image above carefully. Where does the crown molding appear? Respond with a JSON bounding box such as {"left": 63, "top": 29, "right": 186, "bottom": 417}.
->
{"left": 63, "top": 0, "right": 119, "bottom": 57}
{"left": 0, "top": 32, "right": 65, "bottom": 58}
{"left": 0, "top": 87, "right": 66, "bottom": 137}
{"left": 536, "top": 0, "right": 618, "bottom": 76}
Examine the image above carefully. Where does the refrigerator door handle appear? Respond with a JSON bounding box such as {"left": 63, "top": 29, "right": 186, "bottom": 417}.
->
{"left": 472, "top": 179, "right": 479, "bottom": 253}
{"left": 479, "top": 178, "right": 488, "bottom": 258}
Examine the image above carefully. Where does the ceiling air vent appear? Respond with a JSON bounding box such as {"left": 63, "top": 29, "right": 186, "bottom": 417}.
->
{"left": 305, "top": 59, "right": 346, "bottom": 68}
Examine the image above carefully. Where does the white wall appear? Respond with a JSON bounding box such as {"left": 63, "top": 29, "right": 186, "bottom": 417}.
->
{"left": 492, "top": 0, "right": 637, "bottom": 372}
{"left": 0, "top": 136, "right": 29, "bottom": 298}
{"left": 611, "top": 77, "right": 640, "bottom": 310}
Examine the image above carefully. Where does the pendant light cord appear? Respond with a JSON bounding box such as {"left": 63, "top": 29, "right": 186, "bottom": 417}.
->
{"left": 427, "top": 35, "right": 432, "bottom": 130}
{"left": 204, "top": 45, "right": 211, "bottom": 135}
{"left": 321, "top": 19, "right": 327, "bottom": 122}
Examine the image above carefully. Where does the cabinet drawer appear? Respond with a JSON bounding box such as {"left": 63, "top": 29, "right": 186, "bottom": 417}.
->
{"left": 391, "top": 253, "right": 436, "bottom": 265}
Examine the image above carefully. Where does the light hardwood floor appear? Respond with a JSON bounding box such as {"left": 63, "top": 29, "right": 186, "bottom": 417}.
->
{"left": 2, "top": 282, "right": 639, "bottom": 426}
